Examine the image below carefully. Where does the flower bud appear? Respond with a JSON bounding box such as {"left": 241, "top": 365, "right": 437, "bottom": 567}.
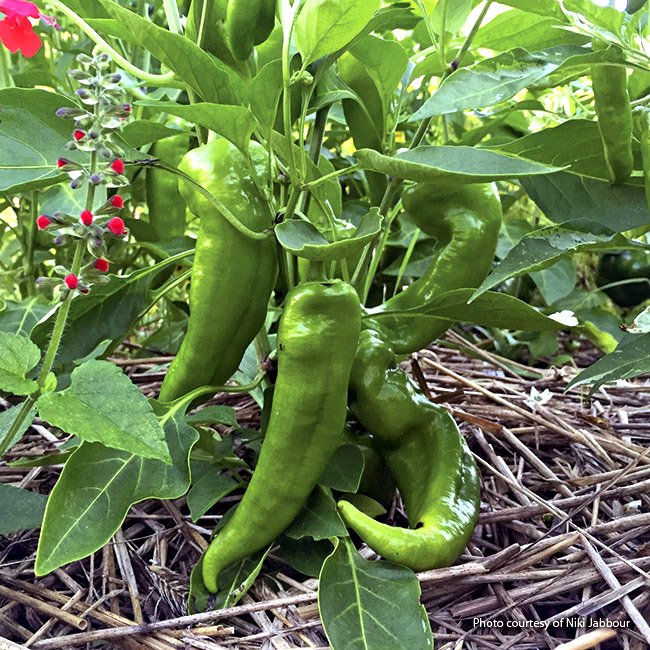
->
{"left": 80, "top": 210, "right": 93, "bottom": 226}
{"left": 95, "top": 258, "right": 109, "bottom": 272}
{"left": 37, "top": 215, "right": 51, "bottom": 229}
{"left": 107, "top": 217, "right": 125, "bottom": 236}
{"left": 65, "top": 274, "right": 79, "bottom": 290}
{"left": 110, "top": 159, "right": 125, "bottom": 174}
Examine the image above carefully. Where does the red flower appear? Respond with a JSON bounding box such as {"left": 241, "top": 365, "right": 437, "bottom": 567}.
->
{"left": 111, "top": 195, "right": 123, "bottom": 208}
{"left": 64, "top": 274, "right": 78, "bottom": 290}
{"left": 57, "top": 157, "right": 69, "bottom": 168}
{"left": 107, "top": 217, "right": 125, "bottom": 236}
{"left": 73, "top": 129, "right": 85, "bottom": 141}
{"left": 80, "top": 209, "right": 93, "bottom": 226}
{"left": 110, "top": 159, "right": 124, "bottom": 175}
{"left": 36, "top": 215, "right": 50, "bottom": 229}
{"left": 94, "top": 258, "right": 109, "bottom": 272}
{"left": 0, "top": 0, "right": 57, "bottom": 58}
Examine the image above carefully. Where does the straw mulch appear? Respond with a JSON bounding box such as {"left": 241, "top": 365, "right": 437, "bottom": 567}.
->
{"left": 1, "top": 332, "right": 649, "bottom": 650}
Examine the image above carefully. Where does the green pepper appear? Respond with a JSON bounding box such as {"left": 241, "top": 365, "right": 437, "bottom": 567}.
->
{"left": 158, "top": 138, "right": 277, "bottom": 402}
{"left": 225, "top": 0, "right": 276, "bottom": 62}
{"left": 591, "top": 39, "right": 634, "bottom": 185}
{"left": 339, "top": 329, "right": 480, "bottom": 571}
{"left": 366, "top": 183, "right": 502, "bottom": 353}
{"left": 202, "top": 280, "right": 361, "bottom": 592}
{"left": 146, "top": 134, "right": 189, "bottom": 241}
{"left": 596, "top": 250, "right": 650, "bottom": 307}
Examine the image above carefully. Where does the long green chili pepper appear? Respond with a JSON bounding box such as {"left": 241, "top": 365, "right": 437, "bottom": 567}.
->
{"left": 202, "top": 280, "right": 361, "bottom": 592}
{"left": 158, "top": 138, "right": 277, "bottom": 403}
{"left": 339, "top": 329, "right": 480, "bottom": 571}
{"left": 366, "top": 183, "right": 502, "bottom": 353}
{"left": 591, "top": 38, "right": 634, "bottom": 185}
{"left": 225, "top": 0, "right": 276, "bottom": 61}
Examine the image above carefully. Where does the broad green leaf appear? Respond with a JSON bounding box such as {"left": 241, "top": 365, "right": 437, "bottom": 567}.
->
{"left": 120, "top": 120, "right": 187, "bottom": 149}
{"left": 563, "top": 0, "right": 625, "bottom": 34}
{"left": 494, "top": 120, "right": 617, "bottom": 183}
{"left": 474, "top": 9, "right": 588, "bottom": 51}
{"left": 530, "top": 259, "right": 577, "bottom": 305}
{"left": 625, "top": 305, "right": 650, "bottom": 334}
{"left": 97, "top": 0, "right": 239, "bottom": 105}
{"left": 0, "top": 299, "right": 59, "bottom": 336}
{"left": 411, "top": 46, "right": 587, "bottom": 120}
{"left": 370, "top": 289, "right": 564, "bottom": 331}
{"left": 285, "top": 486, "right": 348, "bottom": 540}
{"left": 280, "top": 536, "right": 334, "bottom": 577}
{"left": 430, "top": 0, "right": 471, "bottom": 36}
{"left": 566, "top": 333, "right": 650, "bottom": 396}
{"left": 319, "top": 538, "right": 433, "bottom": 650}
{"left": 40, "top": 183, "right": 107, "bottom": 217}
{"left": 186, "top": 470, "right": 237, "bottom": 522}
{"left": 0, "top": 484, "right": 47, "bottom": 534}
{"left": 295, "top": 0, "right": 381, "bottom": 66}
{"left": 472, "top": 228, "right": 647, "bottom": 299}
{"left": 319, "top": 443, "right": 364, "bottom": 492}
{"left": 356, "top": 146, "right": 563, "bottom": 184}
{"left": 0, "top": 332, "right": 40, "bottom": 395}
{"left": 249, "top": 60, "right": 283, "bottom": 134}
{"left": 30, "top": 250, "right": 193, "bottom": 366}
{"left": 187, "top": 405, "right": 237, "bottom": 427}
{"left": 135, "top": 102, "right": 256, "bottom": 154}
{"left": 35, "top": 403, "right": 198, "bottom": 576}
{"left": 276, "top": 210, "right": 382, "bottom": 261}
{"left": 497, "top": 0, "right": 567, "bottom": 20}
{"left": 521, "top": 173, "right": 650, "bottom": 233}
{"left": 0, "top": 402, "right": 37, "bottom": 454}
{"left": 0, "top": 88, "right": 86, "bottom": 194}
{"left": 36, "top": 360, "right": 171, "bottom": 463}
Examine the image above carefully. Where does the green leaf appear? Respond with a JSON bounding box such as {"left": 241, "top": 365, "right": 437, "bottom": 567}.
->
{"left": 0, "top": 484, "right": 47, "bottom": 534}
{"left": 280, "top": 536, "right": 334, "bottom": 577}
{"left": 530, "top": 258, "right": 576, "bottom": 305}
{"left": 0, "top": 332, "right": 40, "bottom": 395}
{"left": 497, "top": 0, "right": 567, "bottom": 20}
{"left": 494, "top": 119, "right": 617, "bottom": 184}
{"left": 0, "top": 402, "right": 37, "bottom": 454}
{"left": 187, "top": 471, "right": 237, "bottom": 522}
{"left": 474, "top": 9, "right": 588, "bottom": 51}
{"left": 35, "top": 402, "right": 198, "bottom": 576}
{"left": 0, "top": 88, "right": 86, "bottom": 194}
{"left": 0, "top": 298, "right": 52, "bottom": 335}
{"left": 430, "top": 0, "right": 471, "bottom": 36}
{"left": 295, "top": 0, "right": 381, "bottom": 66}
{"left": 31, "top": 251, "right": 192, "bottom": 366}
{"left": 411, "top": 46, "right": 587, "bottom": 120}
{"left": 521, "top": 173, "right": 650, "bottom": 233}
{"left": 472, "top": 229, "right": 646, "bottom": 299}
{"left": 566, "top": 333, "right": 650, "bottom": 396}
{"left": 97, "top": 0, "right": 239, "bottom": 104}
{"left": 187, "top": 405, "right": 238, "bottom": 427}
{"left": 372, "top": 288, "right": 563, "bottom": 331}
{"left": 120, "top": 120, "right": 188, "bottom": 149}
{"left": 276, "top": 209, "right": 382, "bottom": 261}
{"left": 285, "top": 486, "right": 347, "bottom": 541}
{"left": 135, "top": 102, "right": 256, "bottom": 154}
{"left": 625, "top": 305, "right": 650, "bottom": 334}
{"left": 319, "top": 538, "right": 433, "bottom": 650}
{"left": 36, "top": 360, "right": 171, "bottom": 463}
{"left": 356, "top": 146, "right": 563, "bottom": 185}
{"left": 249, "top": 60, "right": 283, "bottom": 134}
{"left": 319, "top": 443, "right": 364, "bottom": 492}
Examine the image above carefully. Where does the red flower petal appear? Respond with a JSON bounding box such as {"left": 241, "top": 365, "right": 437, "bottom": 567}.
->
{"left": 94, "top": 258, "right": 109, "bottom": 272}
{"left": 111, "top": 195, "right": 123, "bottom": 208}
{"left": 0, "top": 13, "right": 41, "bottom": 57}
{"left": 110, "top": 159, "right": 125, "bottom": 175}
{"left": 0, "top": 1, "right": 40, "bottom": 18}
{"left": 65, "top": 274, "right": 78, "bottom": 290}
{"left": 80, "top": 209, "right": 93, "bottom": 226}
{"left": 57, "top": 158, "right": 68, "bottom": 168}
{"left": 73, "top": 129, "right": 85, "bottom": 141}
{"left": 108, "top": 217, "right": 125, "bottom": 236}
{"left": 36, "top": 215, "right": 50, "bottom": 229}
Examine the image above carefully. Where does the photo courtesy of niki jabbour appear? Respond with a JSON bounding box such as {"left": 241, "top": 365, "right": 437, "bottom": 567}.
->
{"left": 473, "top": 617, "right": 631, "bottom": 630}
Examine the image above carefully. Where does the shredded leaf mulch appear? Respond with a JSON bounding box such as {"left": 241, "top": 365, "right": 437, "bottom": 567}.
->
{"left": 1, "top": 333, "right": 650, "bottom": 650}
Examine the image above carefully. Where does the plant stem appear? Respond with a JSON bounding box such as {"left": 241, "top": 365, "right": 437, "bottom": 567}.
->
{"left": 24, "top": 191, "right": 38, "bottom": 297}
{"left": 46, "top": 0, "right": 180, "bottom": 87}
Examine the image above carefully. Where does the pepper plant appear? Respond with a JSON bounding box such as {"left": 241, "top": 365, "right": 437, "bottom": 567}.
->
{"left": 1, "top": 0, "right": 650, "bottom": 648}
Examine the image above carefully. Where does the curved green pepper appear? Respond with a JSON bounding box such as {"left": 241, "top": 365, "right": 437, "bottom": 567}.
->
{"left": 202, "top": 280, "right": 361, "bottom": 592}
{"left": 367, "top": 183, "right": 502, "bottom": 353}
{"left": 596, "top": 250, "right": 650, "bottom": 307}
{"left": 591, "top": 39, "right": 633, "bottom": 185}
{"left": 225, "top": 0, "right": 276, "bottom": 61}
{"left": 146, "top": 134, "right": 189, "bottom": 241}
{"left": 340, "top": 329, "right": 480, "bottom": 571}
{"left": 158, "top": 138, "right": 277, "bottom": 402}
